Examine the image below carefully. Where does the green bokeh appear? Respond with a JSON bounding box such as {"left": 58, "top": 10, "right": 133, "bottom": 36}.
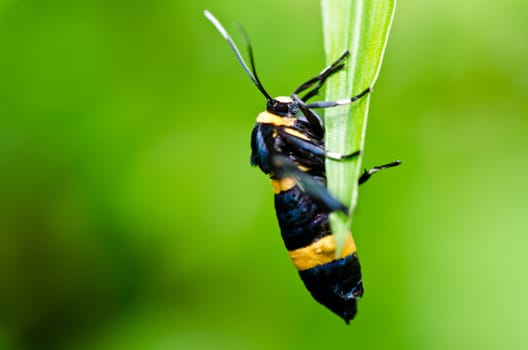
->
{"left": 1, "top": 0, "right": 528, "bottom": 349}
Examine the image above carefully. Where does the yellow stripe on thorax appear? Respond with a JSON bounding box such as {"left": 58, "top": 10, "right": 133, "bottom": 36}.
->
{"left": 257, "top": 112, "right": 311, "bottom": 142}
{"left": 270, "top": 177, "right": 296, "bottom": 194}
{"left": 257, "top": 111, "right": 296, "bottom": 127}
{"left": 283, "top": 127, "right": 310, "bottom": 141}
{"left": 287, "top": 234, "right": 357, "bottom": 271}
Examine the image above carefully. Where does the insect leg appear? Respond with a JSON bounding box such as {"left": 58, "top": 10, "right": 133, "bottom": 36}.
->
{"left": 271, "top": 155, "right": 348, "bottom": 214}
{"left": 281, "top": 131, "right": 360, "bottom": 160}
{"left": 297, "top": 102, "right": 324, "bottom": 137}
{"left": 306, "top": 87, "right": 371, "bottom": 109}
{"left": 294, "top": 51, "right": 350, "bottom": 102}
{"left": 358, "top": 160, "right": 401, "bottom": 185}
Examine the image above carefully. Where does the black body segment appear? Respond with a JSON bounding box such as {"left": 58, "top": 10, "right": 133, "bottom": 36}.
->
{"left": 299, "top": 253, "right": 363, "bottom": 324}
{"left": 204, "top": 10, "right": 400, "bottom": 323}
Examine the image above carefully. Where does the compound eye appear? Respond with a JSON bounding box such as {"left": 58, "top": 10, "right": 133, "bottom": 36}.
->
{"left": 276, "top": 102, "right": 289, "bottom": 114}
{"left": 268, "top": 100, "right": 290, "bottom": 114}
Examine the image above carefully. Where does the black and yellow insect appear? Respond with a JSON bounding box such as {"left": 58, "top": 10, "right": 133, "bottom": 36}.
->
{"left": 204, "top": 10, "right": 400, "bottom": 323}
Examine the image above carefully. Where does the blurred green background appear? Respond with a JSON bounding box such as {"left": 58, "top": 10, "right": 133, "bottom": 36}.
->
{"left": 1, "top": 0, "right": 528, "bottom": 349}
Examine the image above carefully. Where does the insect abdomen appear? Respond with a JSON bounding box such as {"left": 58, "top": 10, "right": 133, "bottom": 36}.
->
{"left": 299, "top": 252, "right": 363, "bottom": 324}
{"left": 272, "top": 181, "right": 364, "bottom": 323}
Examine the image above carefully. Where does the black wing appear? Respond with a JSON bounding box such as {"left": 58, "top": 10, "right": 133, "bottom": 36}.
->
{"left": 271, "top": 155, "right": 348, "bottom": 214}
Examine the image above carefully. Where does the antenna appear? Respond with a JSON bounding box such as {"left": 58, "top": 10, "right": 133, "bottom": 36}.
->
{"left": 204, "top": 10, "right": 272, "bottom": 101}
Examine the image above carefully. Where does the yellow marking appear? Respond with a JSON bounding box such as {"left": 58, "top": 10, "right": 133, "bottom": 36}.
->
{"left": 270, "top": 177, "right": 296, "bottom": 194}
{"left": 283, "top": 127, "right": 310, "bottom": 141}
{"left": 257, "top": 111, "right": 296, "bottom": 127}
{"left": 295, "top": 163, "right": 311, "bottom": 172}
{"left": 287, "top": 233, "right": 357, "bottom": 271}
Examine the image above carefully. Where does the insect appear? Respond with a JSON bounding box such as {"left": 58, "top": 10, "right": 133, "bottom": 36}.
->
{"left": 204, "top": 10, "right": 400, "bottom": 323}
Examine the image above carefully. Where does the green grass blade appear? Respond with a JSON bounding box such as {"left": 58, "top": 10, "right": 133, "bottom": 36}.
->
{"left": 321, "top": 0, "right": 396, "bottom": 254}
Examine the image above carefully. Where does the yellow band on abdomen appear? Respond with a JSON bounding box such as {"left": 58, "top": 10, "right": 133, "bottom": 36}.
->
{"left": 270, "top": 177, "right": 296, "bottom": 194}
{"left": 287, "top": 234, "right": 357, "bottom": 271}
